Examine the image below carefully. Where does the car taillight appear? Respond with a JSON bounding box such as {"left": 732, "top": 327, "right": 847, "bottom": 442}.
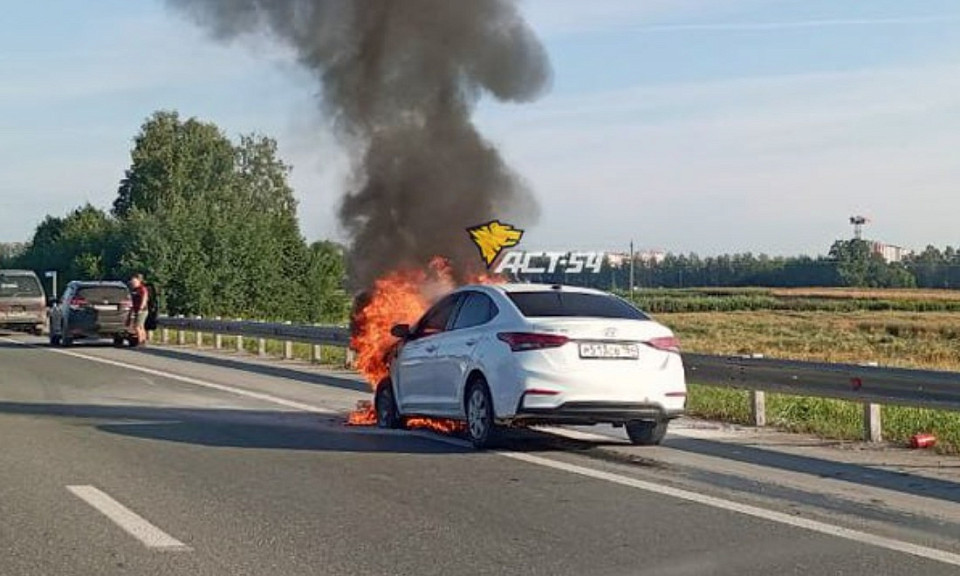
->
{"left": 497, "top": 332, "right": 570, "bottom": 352}
{"left": 647, "top": 336, "right": 681, "bottom": 354}
{"left": 69, "top": 297, "right": 88, "bottom": 308}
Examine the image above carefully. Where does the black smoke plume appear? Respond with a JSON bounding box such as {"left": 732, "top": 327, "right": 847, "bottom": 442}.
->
{"left": 166, "top": 0, "right": 552, "bottom": 288}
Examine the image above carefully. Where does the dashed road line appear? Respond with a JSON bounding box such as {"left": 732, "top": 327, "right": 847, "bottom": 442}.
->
{"left": 67, "top": 485, "right": 189, "bottom": 551}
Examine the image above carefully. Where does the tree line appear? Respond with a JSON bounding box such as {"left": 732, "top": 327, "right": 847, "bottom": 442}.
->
{"left": 519, "top": 240, "right": 960, "bottom": 290}
{"left": 3, "top": 111, "right": 348, "bottom": 323}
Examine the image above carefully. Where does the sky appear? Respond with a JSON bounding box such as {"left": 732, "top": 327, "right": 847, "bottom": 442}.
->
{"left": 1, "top": 0, "right": 958, "bottom": 256}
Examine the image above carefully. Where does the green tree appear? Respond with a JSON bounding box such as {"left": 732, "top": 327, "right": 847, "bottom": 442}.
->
{"left": 15, "top": 204, "right": 121, "bottom": 285}
{"left": 16, "top": 110, "right": 349, "bottom": 321}
{"left": 829, "top": 239, "right": 873, "bottom": 287}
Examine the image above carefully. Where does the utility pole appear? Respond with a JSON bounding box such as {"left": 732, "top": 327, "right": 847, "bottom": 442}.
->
{"left": 44, "top": 270, "right": 58, "bottom": 300}
{"left": 629, "top": 241, "right": 635, "bottom": 293}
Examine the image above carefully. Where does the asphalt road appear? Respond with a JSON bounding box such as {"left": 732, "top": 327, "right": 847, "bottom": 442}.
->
{"left": 2, "top": 333, "right": 960, "bottom": 575}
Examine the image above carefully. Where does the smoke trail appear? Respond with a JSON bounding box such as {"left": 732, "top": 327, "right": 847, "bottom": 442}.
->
{"left": 166, "top": 0, "right": 552, "bottom": 288}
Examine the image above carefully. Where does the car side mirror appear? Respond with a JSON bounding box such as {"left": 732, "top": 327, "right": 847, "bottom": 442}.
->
{"left": 390, "top": 323, "right": 411, "bottom": 339}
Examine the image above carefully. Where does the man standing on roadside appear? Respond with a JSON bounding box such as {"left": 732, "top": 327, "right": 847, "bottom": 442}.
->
{"left": 127, "top": 273, "right": 149, "bottom": 347}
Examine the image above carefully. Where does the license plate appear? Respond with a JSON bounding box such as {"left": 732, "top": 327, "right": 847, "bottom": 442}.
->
{"left": 94, "top": 304, "right": 116, "bottom": 311}
{"left": 578, "top": 342, "right": 639, "bottom": 359}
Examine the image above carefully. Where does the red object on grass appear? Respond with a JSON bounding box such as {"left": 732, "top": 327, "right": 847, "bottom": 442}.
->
{"left": 910, "top": 433, "right": 937, "bottom": 449}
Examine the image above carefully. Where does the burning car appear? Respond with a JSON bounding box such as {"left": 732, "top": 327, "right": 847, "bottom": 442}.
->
{"left": 371, "top": 283, "right": 687, "bottom": 449}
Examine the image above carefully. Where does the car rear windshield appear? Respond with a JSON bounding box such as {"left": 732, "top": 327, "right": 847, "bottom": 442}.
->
{"left": 77, "top": 286, "right": 129, "bottom": 304}
{"left": 0, "top": 274, "right": 43, "bottom": 298}
{"left": 507, "top": 291, "right": 650, "bottom": 320}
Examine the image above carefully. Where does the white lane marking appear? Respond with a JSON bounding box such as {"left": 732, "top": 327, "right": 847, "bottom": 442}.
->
{"left": 499, "top": 451, "right": 960, "bottom": 567}
{"left": 66, "top": 485, "right": 189, "bottom": 551}
{"left": 46, "top": 346, "right": 334, "bottom": 414}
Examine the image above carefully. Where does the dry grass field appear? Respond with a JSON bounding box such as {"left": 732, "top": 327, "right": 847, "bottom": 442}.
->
{"left": 656, "top": 307, "right": 960, "bottom": 452}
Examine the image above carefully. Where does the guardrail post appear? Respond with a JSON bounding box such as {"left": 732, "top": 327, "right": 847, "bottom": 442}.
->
{"left": 195, "top": 316, "right": 203, "bottom": 349}
{"left": 311, "top": 343, "right": 322, "bottom": 364}
{"left": 345, "top": 348, "right": 356, "bottom": 369}
{"left": 161, "top": 325, "right": 169, "bottom": 345}
{"left": 258, "top": 337, "right": 266, "bottom": 358}
{"left": 214, "top": 317, "right": 222, "bottom": 350}
{"left": 236, "top": 319, "right": 244, "bottom": 353}
{"left": 177, "top": 315, "right": 185, "bottom": 345}
{"left": 283, "top": 321, "right": 293, "bottom": 360}
{"left": 864, "top": 403, "right": 882, "bottom": 443}
{"left": 750, "top": 390, "right": 766, "bottom": 427}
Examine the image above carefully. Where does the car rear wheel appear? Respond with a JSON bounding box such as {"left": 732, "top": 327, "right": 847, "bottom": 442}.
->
{"left": 465, "top": 379, "right": 497, "bottom": 450}
{"left": 127, "top": 336, "right": 140, "bottom": 347}
{"left": 625, "top": 419, "right": 669, "bottom": 446}
{"left": 49, "top": 333, "right": 61, "bottom": 346}
{"left": 112, "top": 336, "right": 125, "bottom": 347}
{"left": 374, "top": 379, "right": 403, "bottom": 429}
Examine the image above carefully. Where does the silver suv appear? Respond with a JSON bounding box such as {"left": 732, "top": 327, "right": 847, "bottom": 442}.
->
{"left": 0, "top": 269, "right": 47, "bottom": 335}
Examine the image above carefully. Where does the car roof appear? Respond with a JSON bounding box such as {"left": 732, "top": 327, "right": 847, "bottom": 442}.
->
{"left": 460, "top": 282, "right": 608, "bottom": 296}
{"left": 70, "top": 280, "right": 129, "bottom": 288}
{"left": 0, "top": 269, "right": 38, "bottom": 276}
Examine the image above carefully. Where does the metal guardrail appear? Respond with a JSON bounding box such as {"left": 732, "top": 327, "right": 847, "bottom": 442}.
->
{"left": 155, "top": 316, "right": 352, "bottom": 364}
{"left": 155, "top": 316, "right": 960, "bottom": 443}
{"left": 157, "top": 316, "right": 350, "bottom": 346}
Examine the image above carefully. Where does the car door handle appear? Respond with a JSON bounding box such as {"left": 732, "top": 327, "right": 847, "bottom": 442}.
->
{"left": 465, "top": 339, "right": 478, "bottom": 346}
{"left": 425, "top": 345, "right": 438, "bottom": 353}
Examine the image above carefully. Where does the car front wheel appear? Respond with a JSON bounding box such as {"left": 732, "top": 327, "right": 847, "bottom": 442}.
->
{"left": 625, "top": 419, "right": 669, "bottom": 446}
{"left": 465, "top": 380, "right": 497, "bottom": 449}
{"left": 375, "top": 379, "right": 403, "bottom": 429}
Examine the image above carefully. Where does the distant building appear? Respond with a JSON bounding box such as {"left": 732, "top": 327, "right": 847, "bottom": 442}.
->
{"left": 606, "top": 250, "right": 667, "bottom": 267}
{"left": 870, "top": 242, "right": 912, "bottom": 263}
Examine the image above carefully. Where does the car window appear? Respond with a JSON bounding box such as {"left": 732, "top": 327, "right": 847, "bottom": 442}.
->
{"left": 0, "top": 273, "right": 43, "bottom": 298}
{"left": 77, "top": 286, "right": 129, "bottom": 304}
{"left": 507, "top": 291, "right": 650, "bottom": 320}
{"left": 451, "top": 292, "right": 497, "bottom": 330}
{"left": 412, "top": 294, "right": 460, "bottom": 338}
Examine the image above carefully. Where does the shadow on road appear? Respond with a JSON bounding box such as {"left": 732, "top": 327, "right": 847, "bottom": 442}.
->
{"left": 0, "top": 401, "right": 471, "bottom": 455}
{"left": 129, "top": 347, "right": 371, "bottom": 393}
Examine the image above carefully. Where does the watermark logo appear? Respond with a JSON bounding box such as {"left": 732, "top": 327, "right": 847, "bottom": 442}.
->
{"left": 467, "top": 220, "right": 524, "bottom": 268}
{"left": 495, "top": 251, "right": 604, "bottom": 274}
{"left": 467, "top": 220, "right": 605, "bottom": 274}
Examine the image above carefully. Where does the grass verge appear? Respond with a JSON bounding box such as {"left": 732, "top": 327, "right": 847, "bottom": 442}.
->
{"left": 688, "top": 384, "right": 960, "bottom": 454}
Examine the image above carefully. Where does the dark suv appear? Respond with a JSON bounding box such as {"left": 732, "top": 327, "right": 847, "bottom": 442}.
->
{"left": 0, "top": 269, "right": 47, "bottom": 335}
{"left": 49, "top": 281, "right": 136, "bottom": 346}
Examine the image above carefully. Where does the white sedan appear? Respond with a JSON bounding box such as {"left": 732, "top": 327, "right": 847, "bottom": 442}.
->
{"left": 375, "top": 283, "right": 687, "bottom": 448}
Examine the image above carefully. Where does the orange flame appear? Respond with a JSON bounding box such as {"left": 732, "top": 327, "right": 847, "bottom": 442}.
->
{"left": 405, "top": 417, "right": 465, "bottom": 434}
{"left": 347, "top": 257, "right": 503, "bottom": 431}
{"left": 346, "top": 401, "right": 377, "bottom": 426}
{"left": 352, "top": 257, "right": 457, "bottom": 386}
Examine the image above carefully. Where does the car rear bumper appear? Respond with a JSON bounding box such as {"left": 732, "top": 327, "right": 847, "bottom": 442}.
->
{"left": 0, "top": 317, "right": 45, "bottom": 329}
{"left": 514, "top": 401, "right": 683, "bottom": 425}
{"left": 67, "top": 321, "right": 130, "bottom": 338}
